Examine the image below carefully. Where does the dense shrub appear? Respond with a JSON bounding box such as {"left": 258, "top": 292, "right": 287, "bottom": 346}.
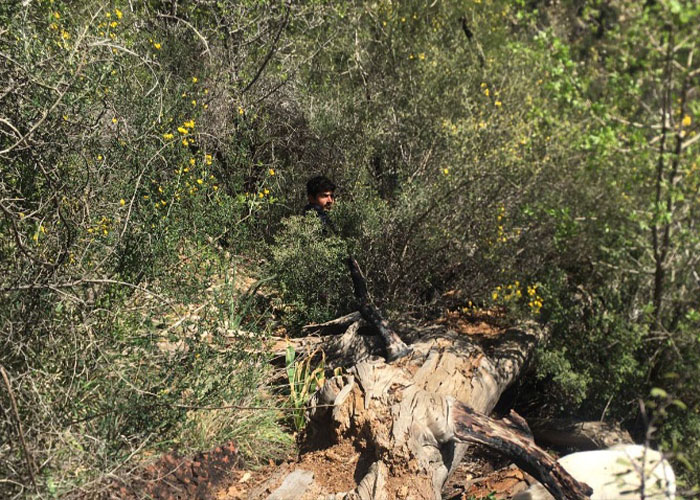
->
{"left": 1, "top": 0, "right": 699, "bottom": 495}
{"left": 268, "top": 213, "right": 351, "bottom": 328}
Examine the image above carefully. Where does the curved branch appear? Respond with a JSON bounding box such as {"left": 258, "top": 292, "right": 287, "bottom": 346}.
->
{"left": 452, "top": 402, "right": 593, "bottom": 500}
{"left": 241, "top": 1, "right": 291, "bottom": 94}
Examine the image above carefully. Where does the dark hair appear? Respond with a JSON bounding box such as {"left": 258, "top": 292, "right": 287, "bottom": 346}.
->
{"left": 306, "top": 175, "right": 336, "bottom": 197}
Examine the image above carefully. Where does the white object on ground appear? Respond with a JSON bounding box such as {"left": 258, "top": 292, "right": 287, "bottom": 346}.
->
{"left": 513, "top": 444, "right": 675, "bottom": 499}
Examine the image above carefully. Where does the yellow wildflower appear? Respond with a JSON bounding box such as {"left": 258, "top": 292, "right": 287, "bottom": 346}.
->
{"left": 191, "top": 100, "right": 196, "bottom": 106}
{"left": 183, "top": 119, "right": 195, "bottom": 128}
{"left": 105, "top": 12, "right": 111, "bottom": 18}
{"left": 54, "top": 12, "right": 60, "bottom": 19}
{"left": 112, "top": 117, "right": 118, "bottom": 124}
{"left": 110, "top": 21, "right": 118, "bottom": 28}
{"left": 115, "top": 8, "right": 123, "bottom": 19}
{"left": 177, "top": 127, "right": 188, "bottom": 134}
{"left": 443, "top": 168, "right": 449, "bottom": 175}
{"left": 97, "top": 155, "right": 103, "bottom": 160}
{"left": 238, "top": 106, "right": 244, "bottom": 115}
{"left": 495, "top": 100, "right": 502, "bottom": 107}
{"left": 682, "top": 115, "right": 692, "bottom": 127}
{"left": 153, "top": 42, "right": 161, "bottom": 49}
{"left": 120, "top": 199, "right": 126, "bottom": 206}
{"left": 182, "top": 138, "right": 189, "bottom": 146}
{"left": 269, "top": 168, "right": 275, "bottom": 175}
{"left": 163, "top": 133, "right": 174, "bottom": 140}
{"left": 192, "top": 76, "right": 198, "bottom": 83}
{"left": 418, "top": 53, "right": 425, "bottom": 60}
{"left": 197, "top": 179, "right": 203, "bottom": 185}
{"left": 189, "top": 158, "right": 195, "bottom": 165}
{"left": 484, "top": 88, "right": 490, "bottom": 96}
{"left": 264, "top": 188, "right": 270, "bottom": 195}
{"left": 205, "top": 154, "right": 213, "bottom": 165}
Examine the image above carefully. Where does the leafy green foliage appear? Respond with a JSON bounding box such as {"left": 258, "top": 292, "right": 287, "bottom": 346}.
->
{"left": 268, "top": 214, "right": 351, "bottom": 328}
{"left": 1, "top": 0, "right": 699, "bottom": 494}
{"left": 285, "top": 346, "right": 326, "bottom": 432}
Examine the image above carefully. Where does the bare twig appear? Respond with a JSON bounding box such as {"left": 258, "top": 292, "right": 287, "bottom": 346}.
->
{"left": 241, "top": 1, "right": 291, "bottom": 94}
{"left": 1, "top": 365, "right": 38, "bottom": 492}
{"left": 156, "top": 13, "right": 212, "bottom": 59}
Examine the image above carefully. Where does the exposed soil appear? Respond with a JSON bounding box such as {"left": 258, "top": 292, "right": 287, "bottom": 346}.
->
{"left": 443, "top": 459, "right": 532, "bottom": 499}
{"left": 100, "top": 441, "right": 242, "bottom": 500}
{"left": 101, "top": 441, "right": 534, "bottom": 500}
{"left": 296, "top": 439, "right": 362, "bottom": 493}
{"left": 435, "top": 308, "right": 507, "bottom": 338}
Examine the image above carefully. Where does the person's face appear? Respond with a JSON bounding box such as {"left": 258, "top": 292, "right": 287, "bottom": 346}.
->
{"left": 309, "top": 190, "right": 335, "bottom": 211}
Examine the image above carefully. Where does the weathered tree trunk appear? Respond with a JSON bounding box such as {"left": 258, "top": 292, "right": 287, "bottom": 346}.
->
{"left": 265, "top": 314, "right": 592, "bottom": 500}
{"left": 528, "top": 418, "right": 634, "bottom": 451}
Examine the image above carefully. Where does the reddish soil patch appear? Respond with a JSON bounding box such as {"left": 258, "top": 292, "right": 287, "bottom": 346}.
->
{"left": 436, "top": 308, "right": 507, "bottom": 337}
{"left": 462, "top": 465, "right": 530, "bottom": 499}
{"left": 297, "top": 439, "right": 361, "bottom": 493}
{"left": 102, "top": 441, "right": 241, "bottom": 499}
{"left": 212, "top": 464, "right": 279, "bottom": 500}
{"left": 442, "top": 446, "right": 532, "bottom": 500}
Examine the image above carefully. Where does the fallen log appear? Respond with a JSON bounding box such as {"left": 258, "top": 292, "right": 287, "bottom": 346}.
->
{"left": 276, "top": 314, "right": 594, "bottom": 499}
{"left": 452, "top": 403, "right": 592, "bottom": 500}
{"left": 527, "top": 418, "right": 634, "bottom": 451}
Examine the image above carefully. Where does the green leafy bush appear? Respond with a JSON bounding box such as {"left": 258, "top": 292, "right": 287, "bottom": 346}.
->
{"left": 2, "top": 0, "right": 699, "bottom": 494}
{"left": 268, "top": 214, "right": 351, "bottom": 328}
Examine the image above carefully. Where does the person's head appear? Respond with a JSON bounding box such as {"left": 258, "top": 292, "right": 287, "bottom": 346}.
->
{"left": 306, "top": 175, "right": 336, "bottom": 211}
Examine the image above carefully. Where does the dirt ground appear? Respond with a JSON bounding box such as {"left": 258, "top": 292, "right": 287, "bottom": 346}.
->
{"left": 99, "top": 438, "right": 533, "bottom": 499}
